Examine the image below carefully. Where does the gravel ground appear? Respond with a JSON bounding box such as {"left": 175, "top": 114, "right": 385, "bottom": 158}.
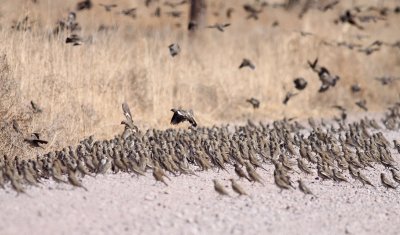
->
{"left": 1, "top": 125, "right": 400, "bottom": 235}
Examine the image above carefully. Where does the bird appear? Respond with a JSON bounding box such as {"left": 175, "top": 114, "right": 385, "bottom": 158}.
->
{"left": 24, "top": 133, "right": 48, "bottom": 147}
{"left": 246, "top": 98, "right": 260, "bottom": 109}
{"left": 375, "top": 76, "right": 400, "bottom": 85}
{"left": 229, "top": 179, "right": 248, "bottom": 196}
{"left": 213, "top": 179, "right": 230, "bottom": 196}
{"left": 68, "top": 169, "right": 88, "bottom": 191}
{"left": 120, "top": 8, "right": 137, "bottom": 18}
{"left": 170, "top": 108, "right": 197, "bottom": 127}
{"left": 297, "top": 179, "right": 314, "bottom": 195}
{"left": 121, "top": 102, "right": 134, "bottom": 127}
{"left": 239, "top": 58, "right": 255, "bottom": 70}
{"left": 99, "top": 3, "right": 117, "bottom": 12}
{"left": 351, "top": 84, "right": 361, "bottom": 93}
{"left": 234, "top": 163, "right": 251, "bottom": 181}
{"left": 65, "top": 34, "right": 82, "bottom": 46}
{"left": 76, "top": 0, "right": 92, "bottom": 11}
{"left": 381, "top": 173, "right": 397, "bottom": 189}
{"left": 293, "top": 77, "right": 307, "bottom": 90}
{"left": 355, "top": 100, "right": 368, "bottom": 111}
{"left": 357, "top": 171, "right": 375, "bottom": 187}
{"left": 207, "top": 23, "right": 230, "bottom": 32}
{"left": 30, "top": 101, "right": 42, "bottom": 113}
{"left": 168, "top": 43, "right": 180, "bottom": 57}
{"left": 283, "top": 92, "right": 298, "bottom": 105}
{"left": 308, "top": 58, "right": 340, "bottom": 92}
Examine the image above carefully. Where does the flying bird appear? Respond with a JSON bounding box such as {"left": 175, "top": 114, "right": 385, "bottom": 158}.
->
{"left": 168, "top": 43, "right": 180, "bottom": 57}
{"left": 24, "top": 133, "right": 48, "bottom": 147}
{"left": 99, "top": 3, "right": 117, "bottom": 12}
{"left": 76, "top": 0, "right": 92, "bottom": 11}
{"left": 283, "top": 92, "right": 298, "bottom": 105}
{"left": 246, "top": 98, "right": 260, "bottom": 109}
{"left": 239, "top": 58, "right": 255, "bottom": 70}
{"left": 308, "top": 58, "right": 340, "bottom": 92}
{"left": 355, "top": 99, "right": 368, "bottom": 111}
{"left": 170, "top": 108, "right": 197, "bottom": 127}
{"left": 293, "top": 77, "right": 307, "bottom": 90}
{"left": 207, "top": 23, "right": 230, "bottom": 32}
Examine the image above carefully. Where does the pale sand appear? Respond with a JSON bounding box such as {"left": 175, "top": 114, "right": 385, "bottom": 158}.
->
{"left": 1, "top": 127, "right": 400, "bottom": 235}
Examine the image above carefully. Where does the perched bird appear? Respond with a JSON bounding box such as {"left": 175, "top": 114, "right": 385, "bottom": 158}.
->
{"left": 293, "top": 77, "right": 307, "bottom": 90}
{"left": 357, "top": 171, "right": 375, "bottom": 187}
{"left": 390, "top": 169, "right": 400, "bottom": 183}
{"left": 213, "top": 179, "right": 230, "bottom": 196}
{"left": 76, "top": 0, "right": 92, "bottom": 11}
{"left": 239, "top": 58, "right": 255, "bottom": 70}
{"left": 274, "top": 170, "right": 291, "bottom": 191}
{"left": 99, "top": 3, "right": 117, "bottom": 12}
{"left": 24, "top": 133, "right": 48, "bottom": 147}
{"left": 207, "top": 23, "right": 230, "bottom": 32}
{"left": 234, "top": 163, "right": 251, "bottom": 181}
{"left": 30, "top": 101, "right": 42, "bottom": 113}
{"left": 381, "top": 173, "right": 397, "bottom": 189}
{"left": 245, "top": 162, "right": 264, "bottom": 185}
{"left": 168, "top": 43, "right": 180, "bottom": 57}
{"left": 68, "top": 169, "right": 88, "bottom": 191}
{"left": 229, "top": 179, "right": 248, "bottom": 196}
{"left": 121, "top": 102, "right": 135, "bottom": 129}
{"left": 297, "top": 179, "right": 314, "bottom": 195}
{"left": 246, "top": 98, "right": 260, "bottom": 109}
{"left": 355, "top": 99, "right": 368, "bottom": 111}
{"left": 170, "top": 108, "right": 197, "bottom": 127}
{"left": 153, "top": 166, "right": 170, "bottom": 186}
{"left": 283, "top": 92, "right": 298, "bottom": 105}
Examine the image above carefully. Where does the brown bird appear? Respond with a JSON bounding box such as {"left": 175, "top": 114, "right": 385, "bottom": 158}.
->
{"left": 153, "top": 166, "right": 170, "bottom": 186}
{"left": 297, "top": 179, "right": 314, "bottom": 195}
{"left": 207, "top": 23, "right": 230, "bottom": 32}
{"left": 355, "top": 99, "right": 368, "bottom": 111}
{"left": 357, "top": 171, "right": 375, "bottom": 187}
{"left": 121, "top": 102, "right": 136, "bottom": 129}
{"left": 351, "top": 84, "right": 361, "bottom": 93}
{"left": 381, "top": 173, "right": 397, "bottom": 189}
{"left": 213, "top": 179, "right": 230, "bottom": 196}
{"left": 229, "top": 179, "right": 248, "bottom": 196}
{"left": 170, "top": 108, "right": 197, "bottom": 127}
{"left": 68, "top": 169, "right": 88, "bottom": 191}
{"left": 65, "top": 34, "right": 82, "bottom": 46}
{"left": 120, "top": 8, "right": 137, "bottom": 18}
{"left": 24, "top": 133, "right": 48, "bottom": 147}
{"left": 239, "top": 58, "right": 255, "bottom": 70}
{"left": 246, "top": 98, "right": 260, "bottom": 109}
{"left": 234, "top": 163, "right": 251, "bottom": 181}
{"left": 30, "top": 101, "right": 42, "bottom": 113}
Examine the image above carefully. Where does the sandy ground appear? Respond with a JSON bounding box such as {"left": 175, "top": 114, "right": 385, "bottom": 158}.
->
{"left": 1, "top": 124, "right": 400, "bottom": 235}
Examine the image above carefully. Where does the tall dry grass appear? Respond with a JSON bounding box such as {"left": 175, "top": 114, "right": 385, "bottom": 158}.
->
{"left": 0, "top": 0, "right": 399, "bottom": 157}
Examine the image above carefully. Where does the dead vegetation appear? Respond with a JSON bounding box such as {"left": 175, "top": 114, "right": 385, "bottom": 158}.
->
{"left": 0, "top": 0, "right": 399, "bottom": 158}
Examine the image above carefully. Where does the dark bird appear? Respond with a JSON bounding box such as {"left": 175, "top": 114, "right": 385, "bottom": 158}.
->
{"left": 375, "top": 76, "right": 400, "bottom": 85}
{"left": 246, "top": 98, "right": 260, "bottom": 109}
{"left": 226, "top": 8, "right": 234, "bottom": 18}
{"left": 351, "top": 84, "right": 361, "bottom": 93}
{"left": 168, "top": 43, "right": 180, "bottom": 57}
{"left": 321, "top": 0, "right": 339, "bottom": 11}
{"left": 207, "top": 23, "right": 230, "bottom": 32}
{"left": 76, "top": 0, "right": 92, "bottom": 11}
{"left": 355, "top": 99, "right": 368, "bottom": 111}
{"left": 283, "top": 92, "right": 298, "bottom": 105}
{"left": 337, "top": 10, "right": 364, "bottom": 30}
{"left": 293, "top": 77, "right": 307, "bottom": 90}
{"left": 308, "top": 58, "right": 340, "bottom": 92}
{"left": 24, "top": 133, "right": 48, "bottom": 147}
{"left": 120, "top": 8, "right": 137, "bottom": 18}
{"left": 243, "top": 4, "right": 263, "bottom": 20}
{"left": 239, "top": 58, "right": 255, "bottom": 70}
{"left": 30, "top": 101, "right": 42, "bottom": 113}
{"left": 65, "top": 34, "right": 82, "bottom": 46}
{"left": 99, "top": 3, "right": 117, "bottom": 12}
{"left": 170, "top": 108, "right": 197, "bottom": 127}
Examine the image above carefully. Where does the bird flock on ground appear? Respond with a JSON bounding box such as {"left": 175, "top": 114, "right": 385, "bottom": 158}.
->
{"left": 3, "top": 0, "right": 400, "bottom": 196}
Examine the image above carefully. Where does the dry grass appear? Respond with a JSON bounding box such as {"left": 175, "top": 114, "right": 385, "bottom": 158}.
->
{"left": 0, "top": 0, "right": 399, "bottom": 157}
